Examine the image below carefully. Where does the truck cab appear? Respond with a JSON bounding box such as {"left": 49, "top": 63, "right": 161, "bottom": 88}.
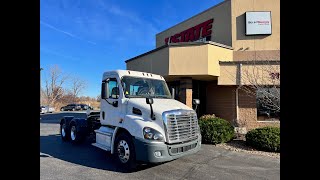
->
{"left": 60, "top": 70, "right": 201, "bottom": 169}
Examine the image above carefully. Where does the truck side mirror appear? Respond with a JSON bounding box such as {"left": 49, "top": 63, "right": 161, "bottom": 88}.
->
{"left": 146, "top": 97, "right": 154, "bottom": 104}
{"left": 146, "top": 97, "right": 155, "bottom": 120}
{"left": 193, "top": 99, "right": 200, "bottom": 112}
{"left": 193, "top": 99, "right": 200, "bottom": 105}
{"left": 101, "top": 81, "right": 108, "bottom": 99}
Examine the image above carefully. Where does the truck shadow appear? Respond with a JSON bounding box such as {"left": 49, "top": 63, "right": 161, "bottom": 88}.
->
{"left": 40, "top": 134, "right": 161, "bottom": 173}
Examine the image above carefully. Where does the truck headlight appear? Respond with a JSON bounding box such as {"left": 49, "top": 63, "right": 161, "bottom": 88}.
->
{"left": 143, "top": 127, "right": 164, "bottom": 141}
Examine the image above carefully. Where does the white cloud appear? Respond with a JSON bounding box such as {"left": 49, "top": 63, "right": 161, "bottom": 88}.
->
{"left": 40, "top": 20, "right": 76, "bottom": 38}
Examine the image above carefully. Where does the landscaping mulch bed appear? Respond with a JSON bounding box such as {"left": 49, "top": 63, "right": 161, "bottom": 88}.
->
{"left": 216, "top": 139, "right": 280, "bottom": 159}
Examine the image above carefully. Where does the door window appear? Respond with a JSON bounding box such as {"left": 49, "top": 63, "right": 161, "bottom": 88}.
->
{"left": 108, "top": 78, "right": 119, "bottom": 99}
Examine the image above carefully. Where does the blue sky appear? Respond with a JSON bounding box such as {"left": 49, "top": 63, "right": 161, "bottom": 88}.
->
{"left": 40, "top": 0, "right": 223, "bottom": 97}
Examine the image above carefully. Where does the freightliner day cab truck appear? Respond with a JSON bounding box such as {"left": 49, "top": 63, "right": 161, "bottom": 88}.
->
{"left": 60, "top": 70, "right": 201, "bottom": 169}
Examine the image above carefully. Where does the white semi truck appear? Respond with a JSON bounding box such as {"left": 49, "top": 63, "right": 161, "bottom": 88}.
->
{"left": 60, "top": 70, "right": 201, "bottom": 169}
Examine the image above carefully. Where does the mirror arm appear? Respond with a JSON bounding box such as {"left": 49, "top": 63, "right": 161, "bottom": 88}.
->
{"left": 149, "top": 104, "right": 155, "bottom": 120}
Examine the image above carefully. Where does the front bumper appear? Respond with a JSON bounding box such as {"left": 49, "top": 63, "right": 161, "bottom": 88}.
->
{"left": 133, "top": 135, "right": 201, "bottom": 163}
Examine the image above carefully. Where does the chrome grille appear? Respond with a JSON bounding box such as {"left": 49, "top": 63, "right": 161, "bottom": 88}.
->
{"left": 163, "top": 110, "right": 199, "bottom": 144}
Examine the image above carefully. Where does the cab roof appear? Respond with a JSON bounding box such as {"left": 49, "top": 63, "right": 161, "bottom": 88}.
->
{"left": 102, "top": 70, "right": 165, "bottom": 81}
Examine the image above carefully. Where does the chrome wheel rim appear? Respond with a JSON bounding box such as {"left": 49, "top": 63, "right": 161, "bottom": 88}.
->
{"left": 117, "top": 140, "right": 130, "bottom": 163}
{"left": 61, "top": 124, "right": 66, "bottom": 137}
{"left": 71, "top": 126, "right": 76, "bottom": 141}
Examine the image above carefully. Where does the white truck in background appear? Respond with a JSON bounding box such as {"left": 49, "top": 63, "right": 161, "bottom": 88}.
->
{"left": 60, "top": 70, "right": 201, "bottom": 170}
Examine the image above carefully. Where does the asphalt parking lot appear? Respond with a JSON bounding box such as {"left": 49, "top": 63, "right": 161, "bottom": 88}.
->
{"left": 40, "top": 112, "right": 280, "bottom": 180}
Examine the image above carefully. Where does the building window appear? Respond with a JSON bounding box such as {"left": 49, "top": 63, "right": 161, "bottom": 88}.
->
{"left": 256, "top": 87, "right": 280, "bottom": 121}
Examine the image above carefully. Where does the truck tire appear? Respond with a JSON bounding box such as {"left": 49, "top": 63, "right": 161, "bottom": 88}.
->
{"left": 69, "top": 122, "right": 85, "bottom": 144}
{"left": 114, "top": 132, "right": 137, "bottom": 171}
{"left": 60, "top": 121, "right": 70, "bottom": 141}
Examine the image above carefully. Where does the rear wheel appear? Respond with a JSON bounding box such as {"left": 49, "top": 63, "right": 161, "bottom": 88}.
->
{"left": 70, "top": 123, "right": 85, "bottom": 144}
{"left": 114, "top": 133, "right": 137, "bottom": 171}
{"left": 60, "top": 121, "right": 70, "bottom": 141}
{"left": 60, "top": 108, "right": 64, "bottom": 111}
{"left": 72, "top": 108, "right": 75, "bottom": 111}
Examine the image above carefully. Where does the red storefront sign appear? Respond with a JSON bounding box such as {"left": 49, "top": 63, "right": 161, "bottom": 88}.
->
{"left": 164, "top": 18, "right": 214, "bottom": 44}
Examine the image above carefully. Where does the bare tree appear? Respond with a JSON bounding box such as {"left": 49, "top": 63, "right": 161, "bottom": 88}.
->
{"left": 96, "top": 95, "right": 101, "bottom": 102}
{"left": 58, "top": 90, "right": 74, "bottom": 104}
{"left": 70, "top": 77, "right": 87, "bottom": 103}
{"left": 40, "top": 88, "right": 46, "bottom": 105}
{"left": 44, "top": 65, "right": 68, "bottom": 106}
{"left": 239, "top": 60, "right": 280, "bottom": 112}
{"left": 221, "top": 53, "right": 280, "bottom": 125}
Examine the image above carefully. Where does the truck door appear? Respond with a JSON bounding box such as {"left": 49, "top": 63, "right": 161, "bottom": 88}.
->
{"left": 100, "top": 77, "right": 123, "bottom": 127}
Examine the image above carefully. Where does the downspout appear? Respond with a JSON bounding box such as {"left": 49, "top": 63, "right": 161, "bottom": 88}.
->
{"left": 235, "top": 63, "right": 242, "bottom": 125}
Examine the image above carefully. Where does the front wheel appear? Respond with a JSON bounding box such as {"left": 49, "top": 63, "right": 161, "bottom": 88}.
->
{"left": 114, "top": 133, "right": 137, "bottom": 170}
{"left": 60, "top": 108, "right": 64, "bottom": 111}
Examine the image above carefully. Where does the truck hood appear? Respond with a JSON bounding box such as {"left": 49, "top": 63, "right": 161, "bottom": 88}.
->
{"left": 127, "top": 98, "right": 193, "bottom": 118}
{"left": 125, "top": 98, "right": 195, "bottom": 143}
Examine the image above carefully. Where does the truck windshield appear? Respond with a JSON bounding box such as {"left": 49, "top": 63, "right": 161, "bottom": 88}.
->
{"left": 121, "top": 76, "right": 171, "bottom": 98}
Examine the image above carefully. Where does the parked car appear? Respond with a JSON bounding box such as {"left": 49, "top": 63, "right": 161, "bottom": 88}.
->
{"left": 60, "top": 104, "right": 81, "bottom": 111}
{"left": 40, "top": 105, "right": 55, "bottom": 114}
{"left": 79, "top": 104, "right": 89, "bottom": 110}
{"left": 78, "top": 104, "right": 94, "bottom": 110}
